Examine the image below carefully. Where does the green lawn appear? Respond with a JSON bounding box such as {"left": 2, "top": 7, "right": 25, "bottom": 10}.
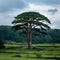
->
{"left": 0, "top": 43, "right": 60, "bottom": 60}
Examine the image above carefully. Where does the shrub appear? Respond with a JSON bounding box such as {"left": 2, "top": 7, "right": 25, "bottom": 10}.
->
{"left": 0, "top": 40, "right": 5, "bottom": 49}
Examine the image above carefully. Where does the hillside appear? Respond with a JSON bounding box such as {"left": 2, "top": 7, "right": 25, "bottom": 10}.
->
{"left": 0, "top": 25, "right": 60, "bottom": 43}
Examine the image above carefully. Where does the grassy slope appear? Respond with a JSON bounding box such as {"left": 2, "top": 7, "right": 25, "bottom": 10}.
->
{"left": 0, "top": 43, "right": 60, "bottom": 60}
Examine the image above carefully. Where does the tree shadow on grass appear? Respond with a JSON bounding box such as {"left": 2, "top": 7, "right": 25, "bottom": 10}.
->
{"left": 6, "top": 46, "right": 23, "bottom": 50}
{"left": 0, "top": 46, "right": 26, "bottom": 54}
{"left": 25, "top": 53, "right": 60, "bottom": 60}
{"left": 12, "top": 54, "right": 22, "bottom": 57}
{"left": 32, "top": 46, "right": 60, "bottom": 51}
{"left": 26, "top": 56, "right": 60, "bottom": 60}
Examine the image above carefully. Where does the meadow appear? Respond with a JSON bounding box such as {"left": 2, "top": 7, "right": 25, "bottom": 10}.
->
{"left": 0, "top": 43, "right": 60, "bottom": 60}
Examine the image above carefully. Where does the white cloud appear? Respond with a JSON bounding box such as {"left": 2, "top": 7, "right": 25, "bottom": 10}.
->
{"left": 0, "top": 0, "right": 60, "bottom": 29}
{"left": 16, "top": 4, "right": 60, "bottom": 29}
{"left": 24, "top": 0, "right": 60, "bottom": 5}
{"left": 50, "top": 7, "right": 60, "bottom": 29}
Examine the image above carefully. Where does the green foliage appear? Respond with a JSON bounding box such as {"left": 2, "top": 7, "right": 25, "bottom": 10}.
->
{"left": 0, "top": 40, "right": 5, "bottom": 49}
{"left": 13, "top": 12, "right": 51, "bottom": 24}
{"left": 0, "top": 26, "right": 60, "bottom": 43}
{"left": 12, "top": 12, "right": 51, "bottom": 31}
{"left": 36, "top": 53, "right": 42, "bottom": 58}
{"left": 0, "top": 25, "right": 26, "bottom": 43}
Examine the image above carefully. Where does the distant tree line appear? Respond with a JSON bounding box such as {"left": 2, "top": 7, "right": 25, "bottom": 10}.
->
{"left": 0, "top": 25, "right": 60, "bottom": 44}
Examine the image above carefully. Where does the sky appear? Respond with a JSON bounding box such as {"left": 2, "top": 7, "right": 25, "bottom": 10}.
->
{"left": 0, "top": 0, "right": 60, "bottom": 29}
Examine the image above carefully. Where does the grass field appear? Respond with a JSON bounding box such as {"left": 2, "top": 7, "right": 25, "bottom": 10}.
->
{"left": 0, "top": 43, "right": 60, "bottom": 60}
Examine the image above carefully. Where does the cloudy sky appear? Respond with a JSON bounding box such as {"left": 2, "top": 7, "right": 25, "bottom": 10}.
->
{"left": 0, "top": 0, "right": 60, "bottom": 29}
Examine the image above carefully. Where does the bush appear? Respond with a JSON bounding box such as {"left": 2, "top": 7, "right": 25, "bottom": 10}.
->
{"left": 36, "top": 53, "right": 42, "bottom": 58}
{"left": 0, "top": 40, "right": 5, "bottom": 49}
{"left": 12, "top": 54, "right": 22, "bottom": 57}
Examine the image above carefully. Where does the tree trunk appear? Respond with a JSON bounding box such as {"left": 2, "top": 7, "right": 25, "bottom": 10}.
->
{"left": 28, "top": 31, "right": 32, "bottom": 50}
{"left": 27, "top": 23, "right": 32, "bottom": 50}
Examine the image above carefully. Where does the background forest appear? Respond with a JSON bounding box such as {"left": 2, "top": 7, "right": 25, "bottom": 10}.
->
{"left": 0, "top": 25, "right": 60, "bottom": 44}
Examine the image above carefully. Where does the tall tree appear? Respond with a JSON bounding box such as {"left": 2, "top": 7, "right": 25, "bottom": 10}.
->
{"left": 12, "top": 12, "right": 51, "bottom": 50}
